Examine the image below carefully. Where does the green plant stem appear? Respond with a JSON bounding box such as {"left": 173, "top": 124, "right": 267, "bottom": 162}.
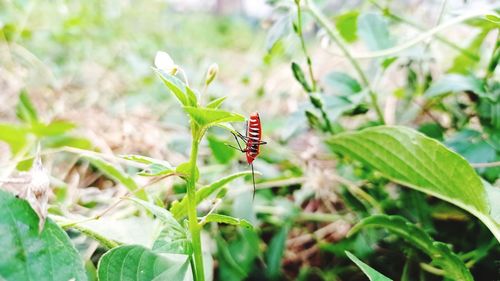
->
{"left": 368, "top": 0, "right": 479, "bottom": 60}
{"left": 419, "top": 263, "right": 445, "bottom": 276}
{"left": 68, "top": 224, "right": 120, "bottom": 249}
{"left": 295, "top": 1, "right": 317, "bottom": 92}
{"left": 295, "top": 1, "right": 333, "bottom": 132}
{"left": 485, "top": 30, "right": 499, "bottom": 80}
{"left": 304, "top": 0, "right": 385, "bottom": 124}
{"left": 187, "top": 134, "right": 205, "bottom": 281}
{"left": 328, "top": 9, "right": 493, "bottom": 59}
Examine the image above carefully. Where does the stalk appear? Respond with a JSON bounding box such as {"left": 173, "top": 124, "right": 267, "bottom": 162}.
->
{"left": 295, "top": 0, "right": 333, "bottom": 132}
{"left": 369, "top": 0, "right": 480, "bottom": 61}
{"left": 304, "top": 0, "right": 385, "bottom": 124}
{"left": 186, "top": 131, "right": 205, "bottom": 281}
{"left": 295, "top": 1, "right": 317, "bottom": 92}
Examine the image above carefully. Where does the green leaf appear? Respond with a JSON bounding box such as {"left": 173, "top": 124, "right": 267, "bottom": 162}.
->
{"left": 97, "top": 245, "right": 191, "bottom": 281}
{"left": 418, "top": 122, "right": 445, "bottom": 140}
{"left": 186, "top": 87, "right": 198, "bottom": 107}
{"left": 335, "top": 10, "right": 359, "bottom": 43}
{"left": 126, "top": 197, "right": 184, "bottom": 234}
{"left": 0, "top": 190, "right": 87, "bottom": 281}
{"left": 448, "top": 31, "right": 486, "bottom": 74}
{"left": 216, "top": 237, "right": 247, "bottom": 280}
{"left": 217, "top": 229, "right": 259, "bottom": 281}
{"left": 124, "top": 155, "right": 175, "bottom": 177}
{"left": 327, "top": 126, "right": 499, "bottom": 241}
{"left": 266, "top": 223, "right": 290, "bottom": 279}
{"left": 348, "top": 215, "right": 473, "bottom": 281}
{"left": 138, "top": 164, "right": 175, "bottom": 177}
{"left": 183, "top": 106, "right": 245, "bottom": 128}
{"left": 126, "top": 198, "right": 191, "bottom": 255}
{"left": 425, "top": 74, "right": 487, "bottom": 98}
{"left": 206, "top": 96, "right": 227, "bottom": 109}
{"left": 381, "top": 57, "right": 398, "bottom": 70}
{"left": 446, "top": 129, "right": 496, "bottom": 165}
{"left": 207, "top": 134, "right": 236, "bottom": 164}
{"left": 345, "top": 251, "right": 392, "bottom": 281}
{"left": 175, "top": 161, "right": 199, "bottom": 182}
{"left": 85, "top": 156, "right": 147, "bottom": 200}
{"left": 122, "top": 154, "right": 172, "bottom": 167}
{"left": 171, "top": 171, "right": 253, "bottom": 219}
{"left": 31, "top": 120, "right": 76, "bottom": 137}
{"left": 43, "top": 135, "right": 92, "bottom": 149}
{"left": 266, "top": 12, "right": 292, "bottom": 51}
{"left": 291, "top": 62, "right": 312, "bottom": 92}
{"left": 357, "top": 13, "right": 394, "bottom": 51}
{"left": 156, "top": 69, "right": 189, "bottom": 106}
{"left": 0, "top": 123, "right": 29, "bottom": 154}
{"left": 322, "top": 91, "right": 369, "bottom": 121}
{"left": 484, "top": 14, "right": 500, "bottom": 24}
{"left": 485, "top": 181, "right": 500, "bottom": 223}
{"left": 324, "top": 72, "right": 362, "bottom": 95}
{"left": 202, "top": 214, "right": 253, "bottom": 229}
{"left": 16, "top": 90, "right": 38, "bottom": 124}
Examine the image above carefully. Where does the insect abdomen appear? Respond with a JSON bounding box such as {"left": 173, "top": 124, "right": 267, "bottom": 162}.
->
{"left": 246, "top": 112, "right": 261, "bottom": 164}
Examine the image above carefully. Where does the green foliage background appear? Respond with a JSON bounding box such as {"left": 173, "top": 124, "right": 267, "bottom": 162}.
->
{"left": 0, "top": 0, "right": 499, "bottom": 280}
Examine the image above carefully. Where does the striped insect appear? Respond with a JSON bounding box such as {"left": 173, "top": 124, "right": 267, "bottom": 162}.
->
{"left": 228, "top": 112, "right": 267, "bottom": 199}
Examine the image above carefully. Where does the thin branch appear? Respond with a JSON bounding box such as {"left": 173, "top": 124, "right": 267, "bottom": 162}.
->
{"left": 368, "top": 0, "right": 479, "bottom": 60}
{"left": 304, "top": 0, "right": 385, "bottom": 123}
{"left": 324, "top": 9, "right": 495, "bottom": 59}
{"left": 295, "top": 1, "right": 317, "bottom": 92}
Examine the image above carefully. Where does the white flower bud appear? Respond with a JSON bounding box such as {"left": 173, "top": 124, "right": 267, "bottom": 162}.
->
{"left": 154, "top": 51, "right": 178, "bottom": 75}
{"left": 205, "top": 63, "right": 219, "bottom": 86}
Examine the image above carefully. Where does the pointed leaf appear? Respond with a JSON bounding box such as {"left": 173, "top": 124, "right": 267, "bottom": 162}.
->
{"left": 183, "top": 106, "right": 245, "bottom": 128}
{"left": 266, "top": 12, "right": 292, "bottom": 50}
{"left": 324, "top": 72, "right": 362, "bottom": 96}
{"left": 358, "top": 13, "right": 394, "bottom": 51}
{"left": 171, "top": 171, "right": 253, "bottom": 219}
{"left": 31, "top": 120, "right": 76, "bottom": 137}
{"left": 175, "top": 161, "right": 199, "bottom": 182}
{"left": 266, "top": 223, "right": 290, "bottom": 279}
{"left": 16, "top": 90, "right": 38, "bottom": 124}
{"left": 126, "top": 197, "right": 184, "bottom": 235}
{"left": 138, "top": 164, "right": 175, "bottom": 177}
{"left": 0, "top": 123, "right": 29, "bottom": 154}
{"left": 348, "top": 215, "right": 473, "bottom": 281}
{"left": 121, "top": 154, "right": 172, "bottom": 167}
{"left": 97, "top": 245, "right": 190, "bottom": 281}
{"left": 345, "top": 251, "right": 392, "bottom": 281}
{"left": 335, "top": 10, "right": 360, "bottom": 43}
{"left": 291, "top": 62, "right": 312, "bottom": 92}
{"left": 425, "top": 74, "right": 487, "bottom": 98}
{"left": 206, "top": 96, "right": 227, "bottom": 109}
{"left": 127, "top": 198, "right": 191, "bottom": 255}
{"left": 202, "top": 214, "right": 253, "bottom": 229}
{"left": 327, "top": 126, "right": 499, "bottom": 241}
{"left": 186, "top": 87, "right": 198, "bottom": 107}
{"left": 207, "top": 134, "right": 236, "bottom": 164}
{"left": 0, "top": 190, "right": 87, "bottom": 281}
{"left": 155, "top": 69, "right": 188, "bottom": 106}
{"left": 122, "top": 155, "right": 175, "bottom": 177}
{"left": 85, "top": 156, "right": 147, "bottom": 200}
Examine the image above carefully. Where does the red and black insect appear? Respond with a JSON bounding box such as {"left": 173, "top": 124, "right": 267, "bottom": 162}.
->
{"left": 228, "top": 112, "right": 267, "bottom": 199}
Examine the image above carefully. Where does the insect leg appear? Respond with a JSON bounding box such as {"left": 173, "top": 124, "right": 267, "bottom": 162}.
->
{"left": 235, "top": 130, "right": 249, "bottom": 141}
{"left": 226, "top": 131, "right": 246, "bottom": 152}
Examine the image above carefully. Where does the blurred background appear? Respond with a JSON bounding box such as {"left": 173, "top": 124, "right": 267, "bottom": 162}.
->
{"left": 0, "top": 0, "right": 499, "bottom": 280}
